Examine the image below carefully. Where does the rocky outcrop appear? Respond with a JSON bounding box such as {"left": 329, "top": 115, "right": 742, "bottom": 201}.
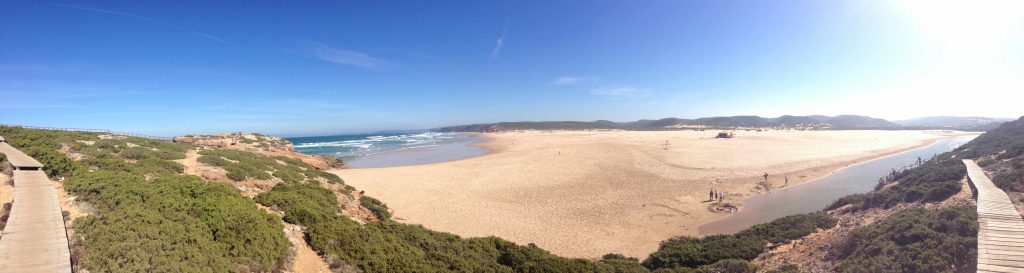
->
{"left": 174, "top": 133, "right": 341, "bottom": 170}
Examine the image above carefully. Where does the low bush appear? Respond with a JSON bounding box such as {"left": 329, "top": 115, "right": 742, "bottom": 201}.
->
{"left": 643, "top": 235, "right": 765, "bottom": 270}
{"left": 25, "top": 147, "right": 82, "bottom": 178}
{"left": 993, "top": 171, "right": 1023, "bottom": 192}
{"left": 135, "top": 158, "right": 184, "bottom": 177}
{"left": 67, "top": 172, "right": 289, "bottom": 272}
{"left": 643, "top": 212, "right": 834, "bottom": 271}
{"left": 764, "top": 264, "right": 800, "bottom": 273}
{"left": 360, "top": 195, "right": 391, "bottom": 220}
{"left": 833, "top": 206, "right": 977, "bottom": 273}
{"left": 255, "top": 182, "right": 339, "bottom": 226}
{"left": 735, "top": 212, "right": 836, "bottom": 244}
{"left": 224, "top": 163, "right": 272, "bottom": 181}
{"left": 273, "top": 169, "right": 304, "bottom": 183}
{"left": 197, "top": 155, "right": 230, "bottom": 167}
{"left": 825, "top": 193, "right": 866, "bottom": 211}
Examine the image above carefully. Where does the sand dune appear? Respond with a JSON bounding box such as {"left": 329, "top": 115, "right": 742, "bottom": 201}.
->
{"left": 332, "top": 130, "right": 972, "bottom": 258}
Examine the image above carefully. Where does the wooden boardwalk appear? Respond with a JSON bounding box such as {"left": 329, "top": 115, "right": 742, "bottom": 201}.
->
{"left": 0, "top": 140, "right": 72, "bottom": 273}
{"left": 963, "top": 159, "right": 1024, "bottom": 273}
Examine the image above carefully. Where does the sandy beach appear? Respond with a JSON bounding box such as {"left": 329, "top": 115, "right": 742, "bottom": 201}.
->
{"left": 331, "top": 130, "right": 973, "bottom": 258}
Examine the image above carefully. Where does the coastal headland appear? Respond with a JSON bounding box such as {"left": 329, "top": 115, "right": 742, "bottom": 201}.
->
{"left": 332, "top": 129, "right": 976, "bottom": 258}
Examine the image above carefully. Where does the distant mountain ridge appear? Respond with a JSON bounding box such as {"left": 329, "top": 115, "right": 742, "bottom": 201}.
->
{"left": 893, "top": 116, "right": 1014, "bottom": 131}
{"left": 435, "top": 115, "right": 1010, "bottom": 132}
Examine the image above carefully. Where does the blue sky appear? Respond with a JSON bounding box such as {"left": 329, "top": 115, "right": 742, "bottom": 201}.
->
{"left": 1, "top": 1, "right": 1022, "bottom": 137}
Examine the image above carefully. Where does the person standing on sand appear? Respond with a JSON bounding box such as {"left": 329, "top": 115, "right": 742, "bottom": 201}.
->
{"left": 785, "top": 175, "right": 789, "bottom": 186}
{"left": 763, "top": 171, "right": 769, "bottom": 182}
{"left": 719, "top": 191, "right": 725, "bottom": 202}
{"left": 709, "top": 189, "right": 715, "bottom": 201}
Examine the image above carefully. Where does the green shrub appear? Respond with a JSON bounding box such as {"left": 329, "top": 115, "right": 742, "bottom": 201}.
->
{"left": 360, "top": 195, "right": 391, "bottom": 220}
{"left": 24, "top": 147, "right": 82, "bottom": 178}
{"left": 80, "top": 157, "right": 137, "bottom": 173}
{"left": 642, "top": 235, "right": 764, "bottom": 270}
{"left": 833, "top": 206, "right": 977, "bottom": 273}
{"left": 319, "top": 171, "right": 344, "bottom": 184}
{"left": 643, "top": 212, "right": 833, "bottom": 271}
{"left": 197, "top": 155, "right": 230, "bottom": 167}
{"left": 992, "top": 170, "right": 1023, "bottom": 192}
{"left": 224, "top": 163, "right": 272, "bottom": 181}
{"left": 255, "top": 182, "right": 339, "bottom": 226}
{"left": 765, "top": 264, "right": 801, "bottom": 273}
{"left": 735, "top": 212, "right": 836, "bottom": 244}
{"left": 135, "top": 158, "right": 184, "bottom": 177}
{"left": 825, "top": 193, "right": 866, "bottom": 211}
{"left": 272, "top": 169, "right": 304, "bottom": 183}
{"left": 119, "top": 146, "right": 154, "bottom": 160}
{"left": 695, "top": 259, "right": 756, "bottom": 273}
{"left": 94, "top": 139, "right": 126, "bottom": 152}
{"left": 67, "top": 172, "right": 289, "bottom": 272}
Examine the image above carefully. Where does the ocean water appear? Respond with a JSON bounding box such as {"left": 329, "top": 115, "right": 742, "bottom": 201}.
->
{"left": 288, "top": 132, "right": 488, "bottom": 168}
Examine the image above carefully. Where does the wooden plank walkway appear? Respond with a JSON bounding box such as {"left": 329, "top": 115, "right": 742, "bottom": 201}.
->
{"left": 964, "top": 159, "right": 1024, "bottom": 273}
{"left": 0, "top": 143, "right": 43, "bottom": 170}
{"left": 0, "top": 138, "right": 72, "bottom": 273}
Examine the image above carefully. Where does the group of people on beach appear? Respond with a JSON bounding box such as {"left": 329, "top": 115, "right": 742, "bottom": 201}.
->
{"left": 709, "top": 189, "right": 725, "bottom": 202}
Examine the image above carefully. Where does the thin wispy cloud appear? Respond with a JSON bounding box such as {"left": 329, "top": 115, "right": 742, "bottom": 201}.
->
{"left": 590, "top": 86, "right": 652, "bottom": 97}
{"left": 53, "top": 3, "right": 241, "bottom": 49}
{"left": 299, "top": 41, "right": 389, "bottom": 70}
{"left": 552, "top": 76, "right": 600, "bottom": 85}
{"left": 491, "top": 32, "right": 506, "bottom": 61}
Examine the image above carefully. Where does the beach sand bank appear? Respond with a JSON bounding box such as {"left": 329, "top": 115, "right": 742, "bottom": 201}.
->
{"left": 331, "top": 130, "right": 972, "bottom": 258}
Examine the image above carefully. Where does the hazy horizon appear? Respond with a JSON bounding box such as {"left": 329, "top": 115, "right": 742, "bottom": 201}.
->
{"left": 2, "top": 1, "right": 1022, "bottom": 136}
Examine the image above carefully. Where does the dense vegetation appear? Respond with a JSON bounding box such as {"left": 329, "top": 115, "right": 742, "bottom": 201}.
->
{"left": 359, "top": 195, "right": 391, "bottom": 220}
{"left": 198, "top": 149, "right": 344, "bottom": 184}
{"left": 963, "top": 116, "right": 1024, "bottom": 195}
{"left": 0, "top": 126, "right": 290, "bottom": 272}
{"left": 69, "top": 171, "right": 289, "bottom": 272}
{"left": 643, "top": 212, "right": 835, "bottom": 271}
{"left": 833, "top": 206, "right": 978, "bottom": 273}
{"left": 991, "top": 158, "right": 1024, "bottom": 194}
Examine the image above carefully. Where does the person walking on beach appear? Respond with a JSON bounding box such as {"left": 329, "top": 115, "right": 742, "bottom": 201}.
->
{"left": 784, "top": 175, "right": 789, "bottom": 186}
{"left": 719, "top": 191, "right": 725, "bottom": 202}
{"left": 709, "top": 189, "right": 715, "bottom": 201}
{"left": 763, "top": 171, "right": 769, "bottom": 182}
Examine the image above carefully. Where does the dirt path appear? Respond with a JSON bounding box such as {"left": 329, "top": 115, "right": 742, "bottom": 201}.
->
{"left": 283, "top": 222, "right": 332, "bottom": 273}
{"left": 255, "top": 204, "right": 331, "bottom": 273}
{"left": 176, "top": 149, "right": 202, "bottom": 177}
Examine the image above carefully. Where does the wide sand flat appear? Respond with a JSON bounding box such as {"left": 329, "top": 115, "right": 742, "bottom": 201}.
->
{"left": 333, "top": 130, "right": 970, "bottom": 258}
